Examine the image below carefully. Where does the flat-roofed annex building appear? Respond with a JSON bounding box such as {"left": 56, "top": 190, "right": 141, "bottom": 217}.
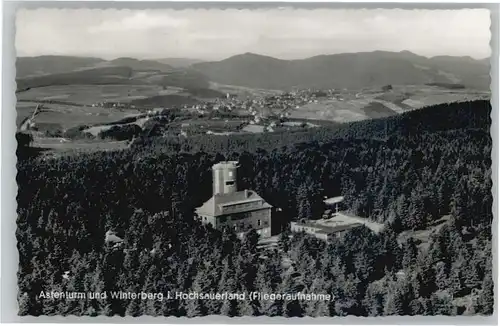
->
{"left": 195, "top": 161, "right": 272, "bottom": 238}
{"left": 290, "top": 220, "right": 362, "bottom": 241}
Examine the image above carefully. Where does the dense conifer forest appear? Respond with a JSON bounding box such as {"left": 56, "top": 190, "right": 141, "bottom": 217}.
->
{"left": 16, "top": 100, "right": 493, "bottom": 316}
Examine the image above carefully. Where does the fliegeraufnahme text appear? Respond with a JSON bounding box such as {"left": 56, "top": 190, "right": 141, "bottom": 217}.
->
{"left": 37, "top": 291, "right": 333, "bottom": 302}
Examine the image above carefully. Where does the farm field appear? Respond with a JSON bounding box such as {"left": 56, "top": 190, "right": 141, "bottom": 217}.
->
{"left": 288, "top": 85, "right": 489, "bottom": 122}
{"left": 17, "top": 84, "right": 171, "bottom": 105}
{"left": 83, "top": 116, "right": 153, "bottom": 137}
{"left": 401, "top": 92, "right": 489, "bottom": 109}
{"left": 209, "top": 81, "right": 283, "bottom": 98}
{"left": 16, "top": 101, "right": 142, "bottom": 130}
{"left": 181, "top": 119, "right": 246, "bottom": 129}
{"left": 290, "top": 98, "right": 373, "bottom": 122}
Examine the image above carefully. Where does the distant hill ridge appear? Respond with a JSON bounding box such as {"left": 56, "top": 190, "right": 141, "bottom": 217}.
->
{"left": 16, "top": 51, "right": 490, "bottom": 91}
{"left": 192, "top": 51, "right": 490, "bottom": 91}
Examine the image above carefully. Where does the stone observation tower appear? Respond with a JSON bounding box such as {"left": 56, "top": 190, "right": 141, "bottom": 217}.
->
{"left": 212, "top": 161, "right": 239, "bottom": 195}
{"left": 195, "top": 161, "right": 273, "bottom": 238}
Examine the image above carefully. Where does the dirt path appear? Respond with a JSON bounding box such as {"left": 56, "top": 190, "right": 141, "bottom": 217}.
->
{"left": 20, "top": 104, "right": 43, "bottom": 131}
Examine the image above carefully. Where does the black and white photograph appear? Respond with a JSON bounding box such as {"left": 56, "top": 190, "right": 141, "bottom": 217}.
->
{"left": 13, "top": 6, "right": 493, "bottom": 318}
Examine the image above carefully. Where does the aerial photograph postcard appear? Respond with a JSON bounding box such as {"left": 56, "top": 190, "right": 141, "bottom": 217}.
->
{"left": 12, "top": 6, "right": 493, "bottom": 319}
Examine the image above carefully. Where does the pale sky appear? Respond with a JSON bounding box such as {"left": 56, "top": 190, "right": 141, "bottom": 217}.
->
{"left": 16, "top": 8, "right": 491, "bottom": 60}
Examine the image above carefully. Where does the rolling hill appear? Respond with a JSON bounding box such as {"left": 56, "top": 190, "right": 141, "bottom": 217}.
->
{"left": 16, "top": 66, "right": 134, "bottom": 90}
{"left": 16, "top": 55, "right": 105, "bottom": 78}
{"left": 96, "top": 57, "right": 174, "bottom": 72}
{"left": 152, "top": 58, "right": 203, "bottom": 68}
{"left": 16, "top": 57, "right": 210, "bottom": 91}
{"left": 192, "top": 51, "right": 490, "bottom": 91}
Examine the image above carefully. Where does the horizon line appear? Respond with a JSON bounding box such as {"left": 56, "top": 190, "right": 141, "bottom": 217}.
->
{"left": 17, "top": 50, "right": 490, "bottom": 63}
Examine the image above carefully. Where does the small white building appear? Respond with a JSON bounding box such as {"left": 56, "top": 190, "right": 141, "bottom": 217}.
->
{"left": 105, "top": 230, "right": 123, "bottom": 244}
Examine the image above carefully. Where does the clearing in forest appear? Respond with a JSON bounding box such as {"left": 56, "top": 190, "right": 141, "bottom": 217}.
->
{"left": 316, "top": 211, "right": 385, "bottom": 234}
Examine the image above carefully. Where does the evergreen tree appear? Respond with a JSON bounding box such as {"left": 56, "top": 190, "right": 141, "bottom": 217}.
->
{"left": 18, "top": 293, "right": 32, "bottom": 316}
{"left": 126, "top": 299, "right": 142, "bottom": 317}
{"left": 285, "top": 300, "right": 304, "bottom": 317}
{"left": 379, "top": 228, "right": 401, "bottom": 272}
{"left": 296, "top": 183, "right": 313, "bottom": 220}
{"left": 434, "top": 261, "right": 449, "bottom": 291}
{"left": 363, "top": 282, "right": 386, "bottom": 316}
{"left": 220, "top": 299, "right": 239, "bottom": 317}
{"left": 449, "top": 261, "right": 465, "bottom": 297}
{"left": 401, "top": 238, "right": 418, "bottom": 270}
{"left": 237, "top": 298, "right": 258, "bottom": 316}
{"left": 429, "top": 292, "right": 455, "bottom": 316}
{"left": 476, "top": 271, "right": 494, "bottom": 315}
{"left": 278, "top": 228, "right": 291, "bottom": 253}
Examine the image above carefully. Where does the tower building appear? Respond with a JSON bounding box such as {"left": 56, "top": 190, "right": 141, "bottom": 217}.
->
{"left": 195, "top": 161, "right": 272, "bottom": 238}
{"left": 212, "top": 161, "right": 238, "bottom": 195}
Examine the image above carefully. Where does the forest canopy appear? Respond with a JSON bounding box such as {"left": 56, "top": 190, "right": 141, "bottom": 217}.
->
{"left": 16, "top": 100, "right": 493, "bottom": 317}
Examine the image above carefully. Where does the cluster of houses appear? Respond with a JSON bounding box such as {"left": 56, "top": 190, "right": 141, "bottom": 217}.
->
{"left": 193, "top": 89, "right": 338, "bottom": 131}
{"left": 91, "top": 101, "right": 135, "bottom": 109}
{"left": 88, "top": 87, "right": 347, "bottom": 120}
{"left": 182, "top": 88, "right": 340, "bottom": 123}
{"left": 99, "top": 88, "right": 341, "bottom": 139}
{"left": 146, "top": 108, "right": 166, "bottom": 116}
